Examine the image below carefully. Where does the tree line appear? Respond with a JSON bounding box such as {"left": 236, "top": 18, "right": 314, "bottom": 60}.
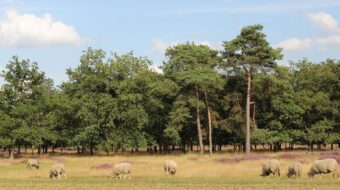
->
{"left": 0, "top": 24, "right": 339, "bottom": 158}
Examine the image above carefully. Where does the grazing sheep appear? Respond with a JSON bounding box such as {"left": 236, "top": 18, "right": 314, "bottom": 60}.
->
{"left": 27, "top": 159, "right": 39, "bottom": 170}
{"left": 164, "top": 159, "right": 177, "bottom": 176}
{"left": 308, "top": 158, "right": 339, "bottom": 178}
{"left": 49, "top": 163, "right": 67, "bottom": 179}
{"left": 287, "top": 161, "right": 302, "bottom": 178}
{"left": 109, "top": 162, "right": 132, "bottom": 180}
{"left": 260, "top": 159, "right": 280, "bottom": 177}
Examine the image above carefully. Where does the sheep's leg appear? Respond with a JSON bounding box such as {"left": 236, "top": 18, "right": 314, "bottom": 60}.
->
{"left": 108, "top": 172, "right": 114, "bottom": 180}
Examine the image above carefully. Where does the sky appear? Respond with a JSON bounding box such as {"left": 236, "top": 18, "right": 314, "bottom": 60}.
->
{"left": 1, "top": 0, "right": 340, "bottom": 85}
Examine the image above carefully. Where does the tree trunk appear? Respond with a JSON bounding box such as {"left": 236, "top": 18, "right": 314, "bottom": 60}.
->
{"left": 44, "top": 145, "right": 48, "bottom": 153}
{"left": 38, "top": 145, "right": 41, "bottom": 155}
{"left": 204, "top": 90, "right": 213, "bottom": 155}
{"left": 90, "top": 137, "right": 94, "bottom": 155}
{"left": 9, "top": 139, "right": 16, "bottom": 160}
{"left": 195, "top": 85, "right": 204, "bottom": 155}
{"left": 81, "top": 144, "right": 85, "bottom": 154}
{"left": 245, "top": 72, "right": 251, "bottom": 155}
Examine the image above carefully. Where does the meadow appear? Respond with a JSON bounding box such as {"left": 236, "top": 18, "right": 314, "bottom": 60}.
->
{"left": 1, "top": 151, "right": 340, "bottom": 190}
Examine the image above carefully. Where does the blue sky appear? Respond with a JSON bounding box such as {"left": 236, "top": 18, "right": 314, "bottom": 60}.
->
{"left": 1, "top": 0, "right": 340, "bottom": 85}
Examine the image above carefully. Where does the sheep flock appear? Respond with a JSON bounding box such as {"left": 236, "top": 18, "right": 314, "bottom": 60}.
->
{"left": 3, "top": 157, "right": 340, "bottom": 181}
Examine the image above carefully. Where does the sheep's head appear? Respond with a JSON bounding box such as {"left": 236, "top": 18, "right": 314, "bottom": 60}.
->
{"left": 170, "top": 168, "right": 176, "bottom": 175}
{"left": 260, "top": 167, "right": 269, "bottom": 177}
{"left": 287, "top": 172, "right": 292, "bottom": 178}
{"left": 260, "top": 172, "right": 268, "bottom": 177}
{"left": 307, "top": 169, "right": 315, "bottom": 178}
{"left": 49, "top": 171, "right": 55, "bottom": 178}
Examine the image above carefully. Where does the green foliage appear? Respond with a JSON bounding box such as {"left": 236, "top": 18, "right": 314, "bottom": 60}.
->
{"left": 222, "top": 24, "right": 283, "bottom": 72}
{"left": 1, "top": 25, "right": 340, "bottom": 155}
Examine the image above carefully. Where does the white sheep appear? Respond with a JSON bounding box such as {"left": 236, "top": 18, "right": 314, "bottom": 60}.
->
{"left": 164, "top": 159, "right": 177, "bottom": 176}
{"left": 109, "top": 162, "right": 132, "bottom": 180}
{"left": 260, "top": 159, "right": 280, "bottom": 177}
{"left": 308, "top": 158, "right": 339, "bottom": 178}
{"left": 49, "top": 163, "right": 67, "bottom": 179}
{"left": 27, "top": 159, "right": 39, "bottom": 170}
{"left": 287, "top": 161, "right": 302, "bottom": 178}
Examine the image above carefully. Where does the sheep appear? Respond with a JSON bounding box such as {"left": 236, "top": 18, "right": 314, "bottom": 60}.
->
{"left": 308, "top": 158, "right": 339, "bottom": 179}
{"left": 27, "top": 159, "right": 39, "bottom": 170}
{"left": 260, "top": 159, "right": 280, "bottom": 177}
{"left": 287, "top": 161, "right": 302, "bottom": 178}
{"left": 49, "top": 163, "right": 67, "bottom": 179}
{"left": 164, "top": 159, "right": 177, "bottom": 176}
{"left": 108, "top": 162, "right": 132, "bottom": 180}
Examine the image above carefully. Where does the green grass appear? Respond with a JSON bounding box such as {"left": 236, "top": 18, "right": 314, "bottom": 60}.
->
{"left": 0, "top": 152, "right": 339, "bottom": 190}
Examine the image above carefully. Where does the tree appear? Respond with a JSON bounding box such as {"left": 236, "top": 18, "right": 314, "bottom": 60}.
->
{"left": 164, "top": 42, "right": 221, "bottom": 155}
{"left": 290, "top": 59, "right": 339, "bottom": 149}
{"left": 63, "top": 48, "right": 159, "bottom": 154}
{"left": 222, "top": 24, "right": 283, "bottom": 154}
{"left": 0, "top": 56, "right": 53, "bottom": 158}
{"left": 176, "top": 69, "right": 224, "bottom": 154}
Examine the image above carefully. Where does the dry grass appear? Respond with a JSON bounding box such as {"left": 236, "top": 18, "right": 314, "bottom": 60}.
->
{"left": 0, "top": 151, "right": 340, "bottom": 190}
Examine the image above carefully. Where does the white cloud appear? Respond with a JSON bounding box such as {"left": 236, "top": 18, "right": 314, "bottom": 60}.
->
{"left": 307, "top": 12, "right": 340, "bottom": 35}
{"left": 198, "top": 40, "right": 212, "bottom": 47}
{"left": 277, "top": 12, "right": 340, "bottom": 52}
{"left": 277, "top": 38, "right": 313, "bottom": 52}
{"left": 151, "top": 38, "right": 168, "bottom": 53}
{"left": 151, "top": 38, "right": 214, "bottom": 53}
{"left": 0, "top": 10, "right": 82, "bottom": 48}
{"left": 149, "top": 64, "right": 163, "bottom": 74}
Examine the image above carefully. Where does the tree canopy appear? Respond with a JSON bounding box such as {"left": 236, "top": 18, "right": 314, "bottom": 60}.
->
{"left": 0, "top": 25, "right": 340, "bottom": 157}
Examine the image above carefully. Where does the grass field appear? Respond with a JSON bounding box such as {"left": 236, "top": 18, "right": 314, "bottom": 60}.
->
{"left": 1, "top": 151, "right": 340, "bottom": 190}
